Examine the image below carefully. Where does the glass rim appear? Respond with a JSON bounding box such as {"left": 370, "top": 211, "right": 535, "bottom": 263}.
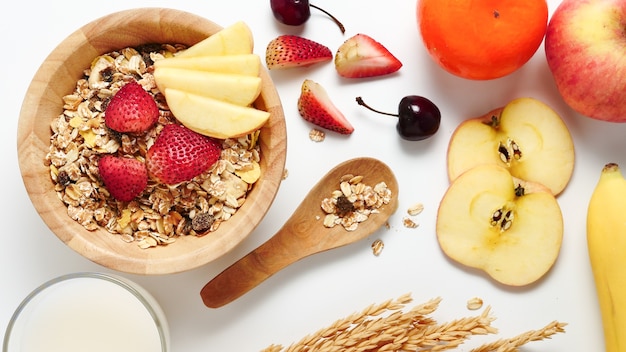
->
{"left": 3, "top": 271, "right": 169, "bottom": 352}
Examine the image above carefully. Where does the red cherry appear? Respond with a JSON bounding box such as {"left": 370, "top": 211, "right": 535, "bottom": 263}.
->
{"left": 356, "top": 96, "right": 441, "bottom": 141}
{"left": 270, "top": 0, "right": 345, "bottom": 33}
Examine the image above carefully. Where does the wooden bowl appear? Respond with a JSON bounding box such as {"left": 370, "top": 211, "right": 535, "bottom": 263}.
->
{"left": 16, "top": 8, "right": 287, "bottom": 275}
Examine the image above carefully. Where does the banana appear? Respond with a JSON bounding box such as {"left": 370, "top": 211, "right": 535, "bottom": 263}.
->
{"left": 587, "top": 163, "right": 626, "bottom": 352}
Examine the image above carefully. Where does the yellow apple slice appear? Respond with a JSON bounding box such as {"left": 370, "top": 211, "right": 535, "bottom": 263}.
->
{"left": 164, "top": 88, "right": 270, "bottom": 139}
{"left": 436, "top": 163, "right": 563, "bottom": 286}
{"left": 175, "top": 21, "right": 253, "bottom": 58}
{"left": 447, "top": 97, "right": 574, "bottom": 195}
{"left": 154, "top": 54, "right": 262, "bottom": 76}
{"left": 154, "top": 67, "right": 262, "bottom": 106}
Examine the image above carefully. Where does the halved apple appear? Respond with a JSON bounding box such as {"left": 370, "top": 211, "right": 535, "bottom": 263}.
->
{"left": 154, "top": 54, "right": 262, "bottom": 76}
{"left": 154, "top": 67, "right": 262, "bottom": 106}
{"left": 175, "top": 21, "right": 253, "bottom": 58}
{"left": 164, "top": 88, "right": 270, "bottom": 139}
{"left": 447, "top": 97, "right": 574, "bottom": 195}
{"left": 436, "top": 163, "right": 563, "bottom": 286}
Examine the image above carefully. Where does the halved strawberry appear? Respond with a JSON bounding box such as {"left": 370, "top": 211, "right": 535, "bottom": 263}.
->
{"left": 98, "top": 155, "right": 148, "bottom": 202}
{"left": 266, "top": 35, "right": 332, "bottom": 69}
{"left": 297, "top": 79, "right": 354, "bottom": 135}
{"left": 146, "top": 124, "right": 222, "bottom": 185}
{"left": 334, "top": 33, "right": 402, "bottom": 78}
{"left": 104, "top": 81, "right": 159, "bottom": 133}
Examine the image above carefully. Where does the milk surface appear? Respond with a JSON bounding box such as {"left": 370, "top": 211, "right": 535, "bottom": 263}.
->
{"left": 7, "top": 276, "right": 165, "bottom": 352}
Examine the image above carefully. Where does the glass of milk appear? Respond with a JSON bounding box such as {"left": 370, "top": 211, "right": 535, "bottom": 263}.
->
{"left": 3, "top": 272, "right": 170, "bottom": 352}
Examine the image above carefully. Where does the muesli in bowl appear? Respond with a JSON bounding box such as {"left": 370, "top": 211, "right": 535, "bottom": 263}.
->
{"left": 17, "top": 8, "right": 286, "bottom": 275}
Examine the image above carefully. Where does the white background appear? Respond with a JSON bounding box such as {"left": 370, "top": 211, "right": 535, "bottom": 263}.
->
{"left": 2, "top": 0, "right": 623, "bottom": 350}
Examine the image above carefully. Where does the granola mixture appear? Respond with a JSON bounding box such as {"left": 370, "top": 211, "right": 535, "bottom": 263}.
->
{"left": 45, "top": 44, "right": 262, "bottom": 248}
{"left": 321, "top": 174, "right": 392, "bottom": 231}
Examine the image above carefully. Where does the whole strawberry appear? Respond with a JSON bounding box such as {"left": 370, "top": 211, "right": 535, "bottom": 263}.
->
{"left": 146, "top": 124, "right": 222, "bottom": 185}
{"left": 297, "top": 79, "right": 354, "bottom": 134}
{"left": 266, "top": 35, "right": 332, "bottom": 69}
{"left": 104, "top": 81, "right": 159, "bottom": 133}
{"left": 98, "top": 155, "right": 148, "bottom": 202}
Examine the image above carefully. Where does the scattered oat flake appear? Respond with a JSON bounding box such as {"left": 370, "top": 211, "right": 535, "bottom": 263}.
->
{"left": 309, "top": 128, "right": 325, "bottom": 142}
{"left": 371, "top": 239, "right": 384, "bottom": 256}
{"left": 403, "top": 217, "right": 419, "bottom": 228}
{"left": 467, "top": 297, "right": 484, "bottom": 310}
{"left": 408, "top": 202, "right": 424, "bottom": 216}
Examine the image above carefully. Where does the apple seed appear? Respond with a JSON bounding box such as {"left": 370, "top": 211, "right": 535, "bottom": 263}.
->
{"left": 490, "top": 207, "right": 514, "bottom": 232}
{"left": 498, "top": 138, "right": 522, "bottom": 165}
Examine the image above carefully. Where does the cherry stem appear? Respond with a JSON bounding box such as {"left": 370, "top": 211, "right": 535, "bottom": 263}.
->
{"left": 310, "top": 4, "right": 345, "bottom": 33}
{"left": 356, "top": 97, "right": 398, "bottom": 118}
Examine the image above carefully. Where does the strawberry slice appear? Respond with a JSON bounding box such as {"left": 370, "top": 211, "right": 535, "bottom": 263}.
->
{"left": 335, "top": 33, "right": 402, "bottom": 78}
{"left": 297, "top": 79, "right": 354, "bottom": 135}
{"left": 104, "top": 81, "right": 159, "bottom": 133}
{"left": 98, "top": 155, "right": 148, "bottom": 202}
{"left": 146, "top": 124, "right": 222, "bottom": 185}
{"left": 266, "top": 35, "right": 332, "bottom": 69}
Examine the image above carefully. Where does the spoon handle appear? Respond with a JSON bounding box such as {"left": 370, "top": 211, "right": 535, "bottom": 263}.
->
{"left": 200, "top": 158, "right": 399, "bottom": 308}
{"left": 200, "top": 226, "right": 306, "bottom": 308}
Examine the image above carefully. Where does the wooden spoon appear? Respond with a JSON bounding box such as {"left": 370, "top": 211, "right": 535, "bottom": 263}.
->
{"left": 200, "top": 157, "right": 398, "bottom": 308}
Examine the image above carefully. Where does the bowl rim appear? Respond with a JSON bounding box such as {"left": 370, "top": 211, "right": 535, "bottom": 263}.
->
{"left": 16, "top": 8, "right": 287, "bottom": 275}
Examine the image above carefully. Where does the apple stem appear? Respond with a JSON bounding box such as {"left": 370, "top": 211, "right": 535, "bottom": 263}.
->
{"left": 356, "top": 96, "right": 398, "bottom": 118}
{"left": 310, "top": 4, "right": 345, "bottom": 33}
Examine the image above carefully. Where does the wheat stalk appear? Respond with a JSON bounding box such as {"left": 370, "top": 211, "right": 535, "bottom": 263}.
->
{"left": 262, "top": 294, "right": 497, "bottom": 352}
{"left": 261, "top": 294, "right": 566, "bottom": 352}
{"left": 469, "top": 320, "right": 567, "bottom": 352}
{"left": 400, "top": 306, "right": 497, "bottom": 351}
{"left": 285, "top": 294, "right": 439, "bottom": 352}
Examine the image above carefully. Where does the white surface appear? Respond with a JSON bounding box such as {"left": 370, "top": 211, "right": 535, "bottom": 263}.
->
{"left": 2, "top": 0, "right": 622, "bottom": 350}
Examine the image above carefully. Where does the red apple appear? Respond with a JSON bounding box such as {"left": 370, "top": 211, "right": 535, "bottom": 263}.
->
{"left": 544, "top": 0, "right": 626, "bottom": 122}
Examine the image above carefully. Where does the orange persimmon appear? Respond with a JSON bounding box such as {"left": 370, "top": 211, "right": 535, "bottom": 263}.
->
{"left": 417, "top": 0, "right": 548, "bottom": 80}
